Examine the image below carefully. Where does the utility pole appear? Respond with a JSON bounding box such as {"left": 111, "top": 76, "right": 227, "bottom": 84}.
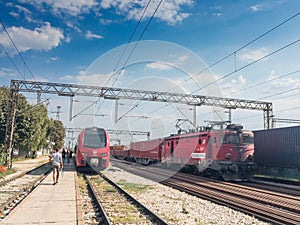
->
{"left": 3, "top": 85, "right": 18, "bottom": 168}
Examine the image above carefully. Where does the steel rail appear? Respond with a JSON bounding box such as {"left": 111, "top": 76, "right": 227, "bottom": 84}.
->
{"left": 84, "top": 175, "right": 112, "bottom": 225}
{"left": 111, "top": 160, "right": 300, "bottom": 225}
{"left": 97, "top": 171, "right": 170, "bottom": 225}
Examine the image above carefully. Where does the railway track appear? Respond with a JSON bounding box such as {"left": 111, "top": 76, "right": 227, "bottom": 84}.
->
{"left": 83, "top": 172, "right": 169, "bottom": 225}
{"left": 0, "top": 162, "right": 52, "bottom": 219}
{"left": 242, "top": 179, "right": 300, "bottom": 196}
{"left": 111, "top": 159, "right": 300, "bottom": 225}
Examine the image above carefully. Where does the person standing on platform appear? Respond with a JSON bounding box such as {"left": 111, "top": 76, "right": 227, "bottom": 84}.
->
{"left": 69, "top": 149, "right": 73, "bottom": 162}
{"left": 49, "top": 148, "right": 63, "bottom": 185}
{"left": 62, "top": 148, "right": 66, "bottom": 165}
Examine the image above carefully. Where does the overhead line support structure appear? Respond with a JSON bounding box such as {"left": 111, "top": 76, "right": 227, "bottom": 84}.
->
{"left": 4, "top": 79, "right": 273, "bottom": 166}
{"left": 65, "top": 127, "right": 150, "bottom": 139}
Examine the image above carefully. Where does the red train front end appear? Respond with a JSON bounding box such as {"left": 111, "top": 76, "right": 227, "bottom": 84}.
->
{"left": 205, "top": 126, "right": 255, "bottom": 181}
{"left": 75, "top": 127, "right": 110, "bottom": 170}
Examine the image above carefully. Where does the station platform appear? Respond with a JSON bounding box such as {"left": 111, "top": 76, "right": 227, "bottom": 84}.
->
{"left": 1, "top": 160, "right": 81, "bottom": 225}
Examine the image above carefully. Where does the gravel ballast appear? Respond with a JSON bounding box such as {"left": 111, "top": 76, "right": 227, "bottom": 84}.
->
{"left": 103, "top": 166, "right": 270, "bottom": 225}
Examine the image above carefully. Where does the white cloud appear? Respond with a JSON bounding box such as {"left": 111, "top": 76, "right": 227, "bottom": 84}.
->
{"left": 266, "top": 70, "right": 300, "bottom": 90}
{"left": 15, "top": 4, "right": 32, "bottom": 14}
{"left": 239, "top": 48, "right": 268, "bottom": 62}
{"left": 85, "top": 30, "right": 103, "bottom": 40}
{"left": 146, "top": 62, "right": 173, "bottom": 70}
{"left": 16, "top": 0, "right": 193, "bottom": 25}
{"left": 0, "top": 67, "right": 18, "bottom": 77}
{"left": 99, "top": 18, "right": 113, "bottom": 25}
{"left": 9, "top": 11, "right": 19, "bottom": 17}
{"left": 0, "top": 22, "right": 64, "bottom": 53}
{"left": 100, "top": 0, "right": 194, "bottom": 25}
{"left": 46, "top": 56, "right": 58, "bottom": 63}
{"left": 250, "top": 4, "right": 260, "bottom": 12}
{"left": 220, "top": 75, "right": 246, "bottom": 96}
{"left": 59, "top": 75, "right": 75, "bottom": 81}
{"left": 59, "top": 71, "right": 109, "bottom": 86}
{"left": 20, "top": 0, "right": 98, "bottom": 16}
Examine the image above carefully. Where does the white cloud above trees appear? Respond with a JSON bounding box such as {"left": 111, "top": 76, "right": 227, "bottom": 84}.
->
{"left": 0, "top": 22, "right": 64, "bottom": 53}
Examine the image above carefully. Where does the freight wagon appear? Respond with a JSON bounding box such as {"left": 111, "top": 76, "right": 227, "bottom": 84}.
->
{"left": 253, "top": 126, "right": 300, "bottom": 181}
{"left": 110, "top": 145, "right": 129, "bottom": 160}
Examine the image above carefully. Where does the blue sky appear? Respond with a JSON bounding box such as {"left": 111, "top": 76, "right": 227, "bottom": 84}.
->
{"left": 1, "top": 0, "right": 300, "bottom": 144}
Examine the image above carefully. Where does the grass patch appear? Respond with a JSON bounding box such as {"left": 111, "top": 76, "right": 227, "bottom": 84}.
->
{"left": 109, "top": 204, "right": 137, "bottom": 213}
{"left": 111, "top": 215, "right": 147, "bottom": 223}
{"left": 103, "top": 185, "right": 117, "bottom": 193}
{"left": 94, "top": 178, "right": 117, "bottom": 193}
{"left": 0, "top": 168, "right": 17, "bottom": 179}
{"left": 117, "top": 179, "right": 152, "bottom": 193}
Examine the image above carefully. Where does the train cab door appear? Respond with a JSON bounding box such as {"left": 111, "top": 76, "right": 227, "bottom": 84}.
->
{"left": 206, "top": 135, "right": 217, "bottom": 161}
{"left": 171, "top": 140, "right": 174, "bottom": 157}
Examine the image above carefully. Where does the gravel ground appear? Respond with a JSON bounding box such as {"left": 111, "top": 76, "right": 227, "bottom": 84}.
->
{"left": 103, "top": 166, "right": 270, "bottom": 225}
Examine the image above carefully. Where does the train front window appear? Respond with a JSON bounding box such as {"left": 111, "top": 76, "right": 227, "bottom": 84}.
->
{"left": 242, "top": 134, "right": 254, "bottom": 144}
{"left": 222, "top": 134, "right": 239, "bottom": 144}
{"left": 84, "top": 129, "right": 106, "bottom": 149}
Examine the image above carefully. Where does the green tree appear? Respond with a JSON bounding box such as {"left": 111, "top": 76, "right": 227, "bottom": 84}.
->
{"left": 0, "top": 85, "right": 66, "bottom": 158}
{"left": 0, "top": 86, "right": 10, "bottom": 145}
{"left": 47, "top": 119, "right": 65, "bottom": 150}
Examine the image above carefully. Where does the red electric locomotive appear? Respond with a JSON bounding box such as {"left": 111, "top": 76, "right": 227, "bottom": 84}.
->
{"left": 112, "top": 124, "right": 255, "bottom": 181}
{"left": 74, "top": 127, "right": 110, "bottom": 170}
{"left": 161, "top": 124, "right": 255, "bottom": 181}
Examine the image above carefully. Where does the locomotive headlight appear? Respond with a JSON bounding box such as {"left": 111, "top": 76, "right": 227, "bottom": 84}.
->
{"left": 82, "top": 152, "right": 88, "bottom": 157}
{"left": 225, "top": 153, "right": 232, "bottom": 160}
{"left": 100, "top": 153, "right": 108, "bottom": 157}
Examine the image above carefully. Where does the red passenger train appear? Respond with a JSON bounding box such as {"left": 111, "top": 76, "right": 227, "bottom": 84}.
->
{"left": 111, "top": 124, "right": 255, "bottom": 181}
{"left": 74, "top": 127, "right": 110, "bottom": 170}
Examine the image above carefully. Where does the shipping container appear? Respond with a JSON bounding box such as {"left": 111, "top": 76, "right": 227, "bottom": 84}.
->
{"left": 253, "top": 126, "right": 300, "bottom": 181}
{"left": 254, "top": 126, "right": 300, "bottom": 167}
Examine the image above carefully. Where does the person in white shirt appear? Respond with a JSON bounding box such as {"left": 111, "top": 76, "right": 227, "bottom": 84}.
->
{"left": 49, "top": 148, "right": 63, "bottom": 185}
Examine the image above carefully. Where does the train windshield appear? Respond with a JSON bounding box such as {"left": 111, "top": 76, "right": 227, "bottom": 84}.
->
{"left": 242, "top": 133, "right": 254, "bottom": 144}
{"left": 222, "top": 134, "right": 239, "bottom": 144}
{"left": 83, "top": 128, "right": 106, "bottom": 149}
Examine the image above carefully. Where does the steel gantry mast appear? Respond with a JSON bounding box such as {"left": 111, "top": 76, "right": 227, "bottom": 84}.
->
{"left": 65, "top": 127, "right": 150, "bottom": 139}
{"left": 4, "top": 79, "right": 273, "bottom": 166}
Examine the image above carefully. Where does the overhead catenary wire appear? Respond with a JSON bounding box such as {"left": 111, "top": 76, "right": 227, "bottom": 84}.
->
{"left": 228, "top": 69, "right": 300, "bottom": 96}
{"left": 0, "top": 43, "right": 26, "bottom": 80}
{"left": 0, "top": 20, "right": 36, "bottom": 81}
{"left": 109, "top": 0, "right": 164, "bottom": 88}
{"left": 0, "top": 20, "right": 56, "bottom": 113}
{"left": 165, "top": 11, "right": 300, "bottom": 93}
{"left": 129, "top": 64, "right": 300, "bottom": 130}
{"left": 116, "top": 11, "right": 300, "bottom": 123}
{"left": 105, "top": 0, "right": 153, "bottom": 86}
{"left": 94, "top": 0, "right": 164, "bottom": 120}
{"left": 92, "top": 0, "right": 155, "bottom": 119}
{"left": 197, "top": 38, "right": 300, "bottom": 91}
